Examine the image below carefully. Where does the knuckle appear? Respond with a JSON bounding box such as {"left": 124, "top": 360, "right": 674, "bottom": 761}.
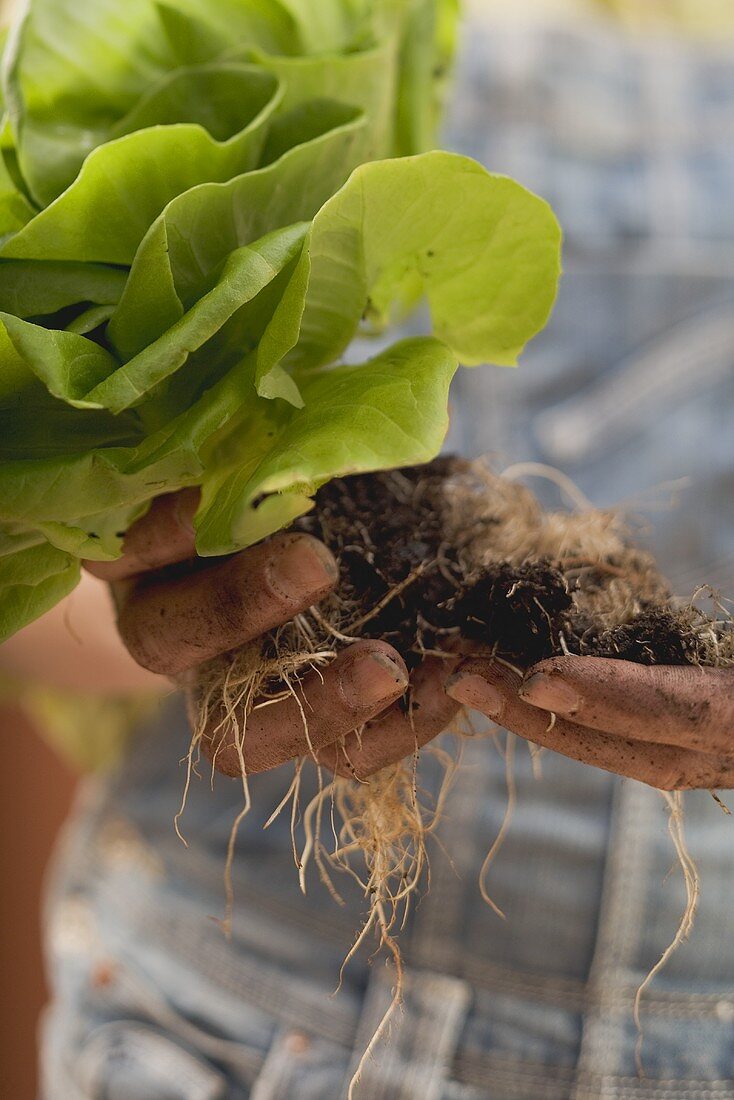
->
{"left": 116, "top": 597, "right": 183, "bottom": 675}
{"left": 116, "top": 613, "right": 157, "bottom": 672}
{"left": 657, "top": 763, "right": 690, "bottom": 791}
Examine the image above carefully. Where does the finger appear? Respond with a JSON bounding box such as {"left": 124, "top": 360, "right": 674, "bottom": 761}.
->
{"left": 200, "top": 641, "right": 409, "bottom": 776}
{"left": 317, "top": 656, "right": 461, "bottom": 779}
{"left": 446, "top": 658, "right": 734, "bottom": 790}
{"left": 85, "top": 489, "right": 200, "bottom": 581}
{"left": 520, "top": 656, "right": 734, "bottom": 755}
{"left": 116, "top": 533, "right": 337, "bottom": 676}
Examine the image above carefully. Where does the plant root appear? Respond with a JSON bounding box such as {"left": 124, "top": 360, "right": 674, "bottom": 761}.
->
{"left": 634, "top": 790, "right": 700, "bottom": 1077}
{"left": 300, "top": 733, "right": 462, "bottom": 1098}
{"left": 478, "top": 731, "right": 517, "bottom": 920}
{"left": 184, "top": 638, "right": 336, "bottom": 933}
{"left": 178, "top": 457, "right": 731, "bottom": 1070}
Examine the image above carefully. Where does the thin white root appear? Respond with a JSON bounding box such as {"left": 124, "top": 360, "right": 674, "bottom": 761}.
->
{"left": 499, "top": 460, "right": 595, "bottom": 512}
{"left": 528, "top": 741, "right": 545, "bottom": 781}
{"left": 634, "top": 790, "right": 700, "bottom": 1077}
{"left": 179, "top": 640, "right": 336, "bottom": 933}
{"left": 347, "top": 909, "right": 404, "bottom": 1100}
{"left": 478, "top": 732, "right": 517, "bottom": 920}
{"left": 297, "top": 738, "right": 462, "bottom": 1095}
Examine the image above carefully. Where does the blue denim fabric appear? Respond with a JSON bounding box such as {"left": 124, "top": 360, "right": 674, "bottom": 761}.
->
{"left": 42, "top": 11, "right": 734, "bottom": 1099}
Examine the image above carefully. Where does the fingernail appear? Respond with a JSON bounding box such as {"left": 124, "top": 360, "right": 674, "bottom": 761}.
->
{"left": 268, "top": 536, "right": 338, "bottom": 598}
{"left": 339, "top": 650, "right": 408, "bottom": 710}
{"left": 447, "top": 673, "right": 505, "bottom": 719}
{"left": 520, "top": 672, "right": 581, "bottom": 715}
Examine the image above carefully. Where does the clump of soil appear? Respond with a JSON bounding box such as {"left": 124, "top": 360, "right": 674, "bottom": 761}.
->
{"left": 579, "top": 608, "right": 704, "bottom": 666}
{"left": 453, "top": 560, "right": 574, "bottom": 664}
{"left": 289, "top": 454, "right": 731, "bottom": 672}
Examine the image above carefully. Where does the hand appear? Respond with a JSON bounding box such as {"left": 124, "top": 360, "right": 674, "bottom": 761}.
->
{"left": 86, "top": 491, "right": 460, "bottom": 780}
{"left": 446, "top": 654, "right": 734, "bottom": 790}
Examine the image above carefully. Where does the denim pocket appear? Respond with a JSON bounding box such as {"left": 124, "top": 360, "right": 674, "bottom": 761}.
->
{"left": 77, "top": 1022, "right": 229, "bottom": 1100}
{"left": 249, "top": 1027, "right": 350, "bottom": 1100}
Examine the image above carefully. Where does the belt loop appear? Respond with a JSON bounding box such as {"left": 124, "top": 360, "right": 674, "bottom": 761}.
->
{"left": 252, "top": 1028, "right": 349, "bottom": 1100}
{"left": 345, "top": 964, "right": 471, "bottom": 1100}
{"left": 570, "top": 780, "right": 658, "bottom": 1096}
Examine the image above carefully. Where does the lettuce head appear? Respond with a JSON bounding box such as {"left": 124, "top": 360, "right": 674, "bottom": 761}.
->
{"left": 0, "top": 0, "right": 562, "bottom": 640}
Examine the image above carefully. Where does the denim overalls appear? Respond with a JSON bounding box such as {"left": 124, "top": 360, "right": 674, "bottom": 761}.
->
{"left": 42, "top": 8, "right": 734, "bottom": 1098}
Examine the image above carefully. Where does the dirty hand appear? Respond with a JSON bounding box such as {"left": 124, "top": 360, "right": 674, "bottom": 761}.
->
{"left": 86, "top": 491, "right": 459, "bottom": 780}
{"left": 446, "top": 655, "right": 734, "bottom": 790}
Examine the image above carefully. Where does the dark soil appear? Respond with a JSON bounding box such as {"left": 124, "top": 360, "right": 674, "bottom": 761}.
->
{"left": 578, "top": 609, "right": 701, "bottom": 666}
{"left": 296, "top": 455, "right": 464, "bottom": 667}
{"left": 295, "top": 456, "right": 702, "bottom": 670}
{"left": 455, "top": 559, "right": 574, "bottom": 665}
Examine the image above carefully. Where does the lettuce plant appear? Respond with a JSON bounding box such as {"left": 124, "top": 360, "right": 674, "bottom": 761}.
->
{"left": 0, "top": 0, "right": 562, "bottom": 641}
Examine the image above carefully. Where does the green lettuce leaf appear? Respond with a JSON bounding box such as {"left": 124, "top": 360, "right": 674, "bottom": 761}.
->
{"left": 394, "top": 0, "right": 460, "bottom": 156}
{"left": 0, "top": 0, "right": 563, "bottom": 645}
{"left": 88, "top": 224, "right": 308, "bottom": 414}
{"left": 3, "top": 0, "right": 176, "bottom": 204}
{"left": 0, "top": 145, "right": 35, "bottom": 239}
{"left": 255, "top": 152, "right": 562, "bottom": 394}
{"left": 239, "top": 43, "right": 397, "bottom": 160}
{"left": 1, "top": 64, "right": 281, "bottom": 264}
{"left": 163, "top": 0, "right": 301, "bottom": 58}
{"left": 3, "top": 0, "right": 445, "bottom": 209}
{"left": 107, "top": 103, "right": 365, "bottom": 361}
{"left": 0, "top": 542, "right": 80, "bottom": 642}
{"left": 273, "top": 0, "right": 371, "bottom": 53}
{"left": 0, "top": 392, "right": 142, "bottom": 461}
{"left": 0, "top": 151, "right": 561, "bottom": 554}
{"left": 101, "top": 151, "right": 560, "bottom": 415}
{"left": 0, "top": 261, "right": 126, "bottom": 319}
{"left": 0, "top": 314, "right": 117, "bottom": 405}
{"left": 195, "top": 336, "right": 457, "bottom": 554}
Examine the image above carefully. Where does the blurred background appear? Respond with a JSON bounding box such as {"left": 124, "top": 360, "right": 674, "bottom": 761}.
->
{"left": 0, "top": 13, "right": 74, "bottom": 1100}
{"left": 1, "top": 1, "right": 734, "bottom": 1098}
{"left": 0, "top": 1, "right": 70, "bottom": 1095}
{"left": 0, "top": 708, "right": 77, "bottom": 1100}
